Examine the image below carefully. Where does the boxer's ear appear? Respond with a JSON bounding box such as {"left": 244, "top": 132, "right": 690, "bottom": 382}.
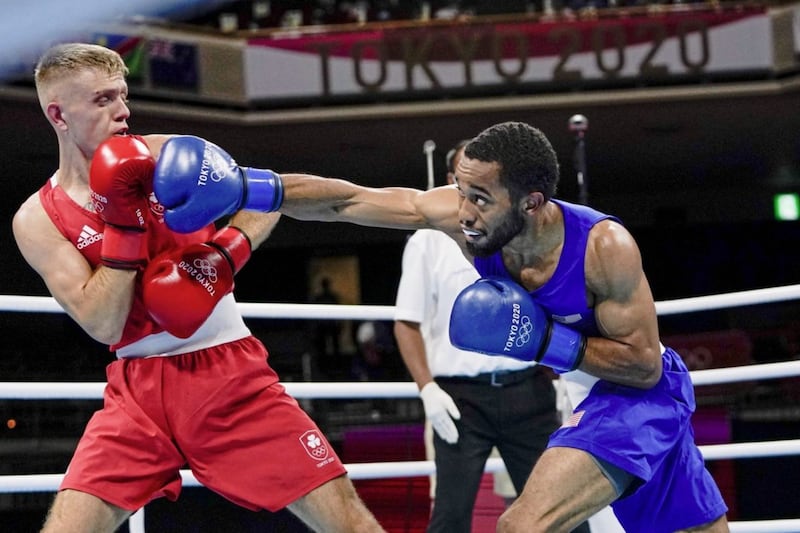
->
{"left": 522, "top": 191, "right": 545, "bottom": 216}
{"left": 46, "top": 103, "right": 67, "bottom": 131}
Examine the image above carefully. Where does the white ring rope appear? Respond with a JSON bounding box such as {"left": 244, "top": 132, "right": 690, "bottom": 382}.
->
{"left": 2, "top": 284, "right": 800, "bottom": 532}
{"left": 6, "top": 451, "right": 800, "bottom": 532}
{"left": 3, "top": 282, "right": 800, "bottom": 319}
{"left": 4, "top": 436, "right": 800, "bottom": 494}
{"left": 690, "top": 360, "right": 800, "bottom": 386}
{"left": 655, "top": 283, "right": 800, "bottom": 315}
{"left": 4, "top": 360, "right": 800, "bottom": 400}
{"left": 729, "top": 522, "right": 800, "bottom": 533}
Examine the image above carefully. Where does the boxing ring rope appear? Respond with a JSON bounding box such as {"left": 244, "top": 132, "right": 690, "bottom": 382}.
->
{"left": 3, "top": 359, "right": 800, "bottom": 400}
{"left": 2, "top": 284, "right": 800, "bottom": 532}
{"left": 4, "top": 282, "right": 800, "bottom": 318}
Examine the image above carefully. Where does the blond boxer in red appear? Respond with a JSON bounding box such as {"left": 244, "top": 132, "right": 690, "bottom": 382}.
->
{"left": 13, "top": 42, "right": 384, "bottom": 533}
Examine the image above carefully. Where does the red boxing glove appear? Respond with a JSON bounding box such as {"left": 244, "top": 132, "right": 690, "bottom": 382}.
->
{"left": 143, "top": 226, "right": 251, "bottom": 339}
{"left": 89, "top": 136, "right": 155, "bottom": 269}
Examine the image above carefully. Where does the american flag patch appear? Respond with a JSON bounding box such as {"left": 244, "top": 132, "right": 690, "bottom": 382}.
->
{"left": 562, "top": 410, "right": 586, "bottom": 428}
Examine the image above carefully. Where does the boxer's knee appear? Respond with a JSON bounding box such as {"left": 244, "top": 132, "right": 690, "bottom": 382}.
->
{"left": 497, "top": 500, "right": 548, "bottom": 533}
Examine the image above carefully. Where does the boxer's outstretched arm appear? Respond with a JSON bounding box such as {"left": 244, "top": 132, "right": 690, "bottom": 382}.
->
{"left": 13, "top": 199, "right": 137, "bottom": 345}
{"left": 279, "top": 174, "right": 461, "bottom": 233}
{"left": 152, "top": 136, "right": 461, "bottom": 237}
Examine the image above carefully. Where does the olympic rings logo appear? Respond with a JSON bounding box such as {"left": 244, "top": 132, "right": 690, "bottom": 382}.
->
{"left": 89, "top": 191, "right": 106, "bottom": 214}
{"left": 206, "top": 150, "right": 233, "bottom": 183}
{"left": 504, "top": 303, "right": 534, "bottom": 353}
{"left": 193, "top": 258, "right": 218, "bottom": 283}
{"left": 516, "top": 315, "right": 533, "bottom": 347}
{"left": 209, "top": 168, "right": 226, "bottom": 183}
{"left": 149, "top": 192, "right": 165, "bottom": 216}
{"left": 299, "top": 429, "right": 330, "bottom": 461}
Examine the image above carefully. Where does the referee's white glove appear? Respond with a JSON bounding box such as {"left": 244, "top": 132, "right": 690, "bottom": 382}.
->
{"left": 420, "top": 382, "right": 461, "bottom": 444}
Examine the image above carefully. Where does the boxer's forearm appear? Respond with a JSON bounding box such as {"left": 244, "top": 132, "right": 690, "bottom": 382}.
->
{"left": 279, "top": 173, "right": 427, "bottom": 229}
{"left": 65, "top": 267, "right": 137, "bottom": 345}
{"left": 228, "top": 210, "right": 281, "bottom": 250}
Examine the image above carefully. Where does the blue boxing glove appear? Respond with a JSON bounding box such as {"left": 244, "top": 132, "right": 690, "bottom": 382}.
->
{"left": 153, "top": 135, "right": 283, "bottom": 233}
{"left": 449, "top": 277, "right": 586, "bottom": 373}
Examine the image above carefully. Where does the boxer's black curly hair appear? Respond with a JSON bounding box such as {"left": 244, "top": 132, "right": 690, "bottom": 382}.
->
{"left": 465, "top": 121, "right": 560, "bottom": 202}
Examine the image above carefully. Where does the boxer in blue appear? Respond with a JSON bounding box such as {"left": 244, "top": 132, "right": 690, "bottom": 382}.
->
{"left": 151, "top": 122, "right": 729, "bottom": 532}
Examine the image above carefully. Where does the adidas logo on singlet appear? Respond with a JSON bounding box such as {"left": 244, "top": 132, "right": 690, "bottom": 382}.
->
{"left": 76, "top": 225, "right": 103, "bottom": 249}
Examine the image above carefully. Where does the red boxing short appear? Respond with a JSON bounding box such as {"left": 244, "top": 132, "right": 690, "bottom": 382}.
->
{"left": 61, "top": 336, "right": 346, "bottom": 511}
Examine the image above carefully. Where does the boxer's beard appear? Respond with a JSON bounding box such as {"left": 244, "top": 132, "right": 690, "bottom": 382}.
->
{"left": 466, "top": 209, "right": 525, "bottom": 258}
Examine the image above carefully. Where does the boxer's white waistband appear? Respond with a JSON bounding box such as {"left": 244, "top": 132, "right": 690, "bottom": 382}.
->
{"left": 116, "top": 294, "right": 251, "bottom": 358}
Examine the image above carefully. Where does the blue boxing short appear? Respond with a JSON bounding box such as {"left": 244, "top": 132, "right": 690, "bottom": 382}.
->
{"left": 548, "top": 347, "right": 728, "bottom": 533}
